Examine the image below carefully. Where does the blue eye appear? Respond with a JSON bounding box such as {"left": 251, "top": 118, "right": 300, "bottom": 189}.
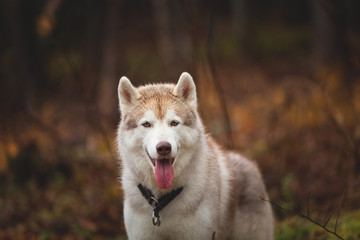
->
{"left": 142, "top": 122, "right": 151, "bottom": 128}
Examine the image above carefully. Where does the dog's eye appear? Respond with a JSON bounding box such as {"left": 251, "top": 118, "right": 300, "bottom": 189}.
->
{"left": 142, "top": 122, "right": 151, "bottom": 128}
{"left": 170, "top": 120, "right": 179, "bottom": 127}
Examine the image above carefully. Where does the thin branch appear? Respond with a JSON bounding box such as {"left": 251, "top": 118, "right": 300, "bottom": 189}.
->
{"left": 307, "top": 192, "right": 310, "bottom": 217}
{"left": 335, "top": 189, "right": 346, "bottom": 233}
{"left": 205, "top": 0, "right": 234, "bottom": 148}
{"left": 260, "top": 197, "right": 345, "bottom": 240}
{"left": 183, "top": 0, "right": 233, "bottom": 148}
{"left": 323, "top": 211, "right": 334, "bottom": 228}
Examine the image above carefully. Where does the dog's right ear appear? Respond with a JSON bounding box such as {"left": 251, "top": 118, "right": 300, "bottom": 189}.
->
{"left": 118, "top": 76, "right": 138, "bottom": 114}
{"left": 174, "top": 72, "right": 197, "bottom": 109}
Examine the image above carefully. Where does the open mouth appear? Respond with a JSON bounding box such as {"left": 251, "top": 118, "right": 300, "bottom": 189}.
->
{"left": 146, "top": 151, "right": 175, "bottom": 189}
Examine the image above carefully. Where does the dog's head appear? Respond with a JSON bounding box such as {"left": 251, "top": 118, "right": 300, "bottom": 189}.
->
{"left": 117, "top": 73, "right": 202, "bottom": 189}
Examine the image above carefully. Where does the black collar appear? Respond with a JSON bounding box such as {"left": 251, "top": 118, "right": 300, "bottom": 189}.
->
{"left": 138, "top": 184, "right": 183, "bottom": 227}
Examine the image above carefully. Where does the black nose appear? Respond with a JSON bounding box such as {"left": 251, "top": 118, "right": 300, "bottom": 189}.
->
{"left": 156, "top": 142, "right": 171, "bottom": 156}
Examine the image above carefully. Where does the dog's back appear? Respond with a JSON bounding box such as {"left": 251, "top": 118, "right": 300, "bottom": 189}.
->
{"left": 225, "top": 150, "right": 274, "bottom": 239}
{"left": 201, "top": 137, "right": 274, "bottom": 239}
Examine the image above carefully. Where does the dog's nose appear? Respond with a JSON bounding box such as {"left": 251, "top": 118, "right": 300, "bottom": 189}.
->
{"left": 156, "top": 142, "right": 171, "bottom": 156}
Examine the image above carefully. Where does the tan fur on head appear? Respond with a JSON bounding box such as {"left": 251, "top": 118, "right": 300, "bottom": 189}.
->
{"left": 118, "top": 73, "right": 198, "bottom": 124}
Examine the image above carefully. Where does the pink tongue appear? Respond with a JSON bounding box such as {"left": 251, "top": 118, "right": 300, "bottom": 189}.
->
{"left": 154, "top": 159, "right": 174, "bottom": 189}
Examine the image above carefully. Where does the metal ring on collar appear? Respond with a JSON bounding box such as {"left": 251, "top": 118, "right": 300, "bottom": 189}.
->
{"left": 152, "top": 210, "right": 161, "bottom": 226}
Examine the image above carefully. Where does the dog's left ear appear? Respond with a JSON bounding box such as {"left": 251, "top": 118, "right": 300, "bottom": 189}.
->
{"left": 173, "top": 72, "right": 197, "bottom": 109}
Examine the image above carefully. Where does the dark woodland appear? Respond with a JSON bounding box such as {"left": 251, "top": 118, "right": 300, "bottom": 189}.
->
{"left": 0, "top": 0, "right": 360, "bottom": 239}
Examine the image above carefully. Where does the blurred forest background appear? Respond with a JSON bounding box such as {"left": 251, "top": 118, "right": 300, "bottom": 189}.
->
{"left": 1, "top": 0, "right": 360, "bottom": 239}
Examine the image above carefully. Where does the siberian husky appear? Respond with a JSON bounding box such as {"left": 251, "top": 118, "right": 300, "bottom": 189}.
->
{"left": 116, "top": 72, "right": 274, "bottom": 239}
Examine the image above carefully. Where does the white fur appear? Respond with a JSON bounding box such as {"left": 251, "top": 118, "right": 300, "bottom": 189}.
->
{"left": 141, "top": 110, "right": 179, "bottom": 162}
{"left": 116, "top": 72, "right": 274, "bottom": 239}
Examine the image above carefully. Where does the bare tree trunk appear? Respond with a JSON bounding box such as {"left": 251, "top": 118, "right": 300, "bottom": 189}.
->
{"left": 151, "top": 0, "right": 193, "bottom": 80}
{"left": 3, "top": 0, "right": 35, "bottom": 113}
{"left": 231, "top": 0, "right": 246, "bottom": 44}
{"left": 97, "top": 0, "right": 120, "bottom": 122}
{"left": 151, "top": 0, "right": 176, "bottom": 79}
{"left": 312, "top": 0, "right": 349, "bottom": 69}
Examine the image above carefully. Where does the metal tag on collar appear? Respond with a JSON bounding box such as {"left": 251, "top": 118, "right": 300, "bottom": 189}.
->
{"left": 152, "top": 210, "right": 161, "bottom": 227}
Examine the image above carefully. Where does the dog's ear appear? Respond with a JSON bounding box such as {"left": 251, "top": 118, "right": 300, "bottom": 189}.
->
{"left": 174, "top": 72, "right": 197, "bottom": 109}
{"left": 118, "top": 76, "right": 138, "bottom": 114}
